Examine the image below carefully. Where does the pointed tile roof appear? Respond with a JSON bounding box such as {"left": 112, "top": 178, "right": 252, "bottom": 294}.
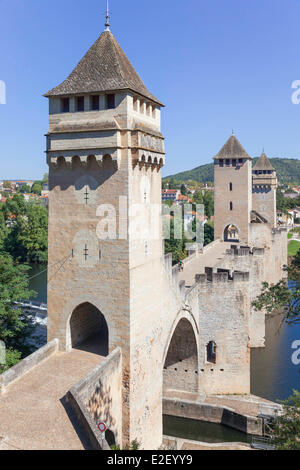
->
{"left": 214, "top": 135, "right": 252, "bottom": 160}
{"left": 44, "top": 31, "right": 163, "bottom": 106}
{"left": 253, "top": 152, "right": 275, "bottom": 171}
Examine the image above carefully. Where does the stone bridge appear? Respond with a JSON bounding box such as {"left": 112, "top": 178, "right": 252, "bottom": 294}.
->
{"left": 0, "top": 238, "right": 285, "bottom": 450}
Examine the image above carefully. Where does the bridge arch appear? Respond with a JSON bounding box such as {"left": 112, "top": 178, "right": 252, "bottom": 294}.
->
{"left": 163, "top": 311, "right": 199, "bottom": 395}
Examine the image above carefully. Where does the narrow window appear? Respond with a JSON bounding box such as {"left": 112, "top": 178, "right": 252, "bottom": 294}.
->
{"left": 230, "top": 202, "right": 233, "bottom": 211}
{"left": 91, "top": 95, "right": 99, "bottom": 111}
{"left": 226, "top": 159, "right": 230, "bottom": 167}
{"left": 140, "top": 99, "right": 145, "bottom": 113}
{"left": 229, "top": 182, "right": 233, "bottom": 191}
{"left": 232, "top": 159, "right": 237, "bottom": 167}
{"left": 239, "top": 158, "right": 243, "bottom": 164}
{"left": 219, "top": 159, "right": 224, "bottom": 167}
{"left": 106, "top": 94, "right": 115, "bottom": 109}
{"left": 76, "top": 96, "right": 84, "bottom": 112}
{"left": 146, "top": 102, "right": 151, "bottom": 116}
{"left": 133, "top": 96, "right": 138, "bottom": 111}
{"left": 61, "top": 98, "right": 70, "bottom": 113}
{"left": 152, "top": 106, "right": 156, "bottom": 118}
{"left": 206, "top": 341, "right": 217, "bottom": 364}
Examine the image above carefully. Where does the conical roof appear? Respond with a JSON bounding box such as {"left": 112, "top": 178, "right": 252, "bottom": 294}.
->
{"left": 44, "top": 30, "right": 163, "bottom": 105}
{"left": 253, "top": 152, "right": 275, "bottom": 171}
{"left": 214, "top": 135, "right": 252, "bottom": 160}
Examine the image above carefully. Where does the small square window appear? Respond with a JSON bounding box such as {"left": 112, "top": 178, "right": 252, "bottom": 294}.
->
{"left": 76, "top": 96, "right": 84, "bottom": 112}
{"left": 106, "top": 94, "right": 115, "bottom": 109}
{"left": 62, "top": 98, "right": 70, "bottom": 113}
{"left": 91, "top": 95, "right": 99, "bottom": 111}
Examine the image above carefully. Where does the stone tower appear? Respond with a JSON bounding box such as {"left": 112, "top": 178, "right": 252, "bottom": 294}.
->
{"left": 44, "top": 26, "right": 165, "bottom": 448}
{"left": 214, "top": 134, "right": 252, "bottom": 244}
{"left": 252, "top": 152, "right": 277, "bottom": 227}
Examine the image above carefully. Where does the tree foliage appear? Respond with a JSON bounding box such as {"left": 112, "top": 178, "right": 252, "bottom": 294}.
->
{"left": 0, "top": 253, "right": 36, "bottom": 372}
{"left": 272, "top": 390, "right": 300, "bottom": 450}
{"left": 0, "top": 194, "right": 48, "bottom": 263}
{"left": 252, "top": 251, "right": 300, "bottom": 323}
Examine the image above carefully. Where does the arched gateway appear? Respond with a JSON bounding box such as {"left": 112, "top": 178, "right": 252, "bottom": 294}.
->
{"left": 69, "top": 302, "right": 109, "bottom": 356}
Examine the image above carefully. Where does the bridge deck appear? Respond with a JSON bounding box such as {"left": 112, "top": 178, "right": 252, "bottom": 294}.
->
{"left": 0, "top": 347, "right": 103, "bottom": 450}
{"left": 178, "top": 241, "right": 234, "bottom": 287}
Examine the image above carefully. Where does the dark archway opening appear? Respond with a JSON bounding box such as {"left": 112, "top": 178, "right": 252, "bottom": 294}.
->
{"left": 163, "top": 318, "right": 198, "bottom": 395}
{"left": 70, "top": 302, "right": 109, "bottom": 356}
{"left": 105, "top": 429, "right": 116, "bottom": 448}
{"left": 224, "top": 224, "right": 239, "bottom": 242}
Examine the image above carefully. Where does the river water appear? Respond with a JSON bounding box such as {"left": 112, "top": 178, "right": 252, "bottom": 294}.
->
{"left": 28, "top": 264, "right": 300, "bottom": 442}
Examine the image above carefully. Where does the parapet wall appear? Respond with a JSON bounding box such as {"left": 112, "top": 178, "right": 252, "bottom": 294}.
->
{"left": 0, "top": 339, "right": 59, "bottom": 395}
{"left": 67, "top": 348, "right": 122, "bottom": 450}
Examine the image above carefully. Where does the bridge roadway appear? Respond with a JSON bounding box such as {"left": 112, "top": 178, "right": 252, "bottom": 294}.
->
{"left": 178, "top": 241, "right": 232, "bottom": 287}
{"left": 0, "top": 341, "right": 103, "bottom": 450}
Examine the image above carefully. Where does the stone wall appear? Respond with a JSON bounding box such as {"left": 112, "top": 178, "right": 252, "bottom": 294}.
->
{"left": 195, "top": 273, "right": 251, "bottom": 395}
{"left": 163, "top": 397, "right": 262, "bottom": 436}
{"left": 67, "top": 348, "right": 122, "bottom": 449}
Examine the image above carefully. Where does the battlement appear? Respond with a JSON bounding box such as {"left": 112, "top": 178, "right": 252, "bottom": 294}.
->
{"left": 225, "top": 245, "right": 265, "bottom": 257}
{"left": 196, "top": 269, "right": 249, "bottom": 284}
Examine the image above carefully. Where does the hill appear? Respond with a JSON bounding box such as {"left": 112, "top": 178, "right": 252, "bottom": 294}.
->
{"left": 165, "top": 158, "right": 300, "bottom": 185}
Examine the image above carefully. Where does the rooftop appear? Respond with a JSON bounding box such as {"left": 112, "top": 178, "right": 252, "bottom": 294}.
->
{"left": 214, "top": 134, "right": 252, "bottom": 160}
{"left": 44, "top": 30, "right": 163, "bottom": 106}
{"left": 253, "top": 152, "right": 275, "bottom": 171}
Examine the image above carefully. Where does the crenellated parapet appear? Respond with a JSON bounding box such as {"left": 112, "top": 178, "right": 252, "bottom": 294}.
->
{"left": 225, "top": 245, "right": 265, "bottom": 257}
{"left": 195, "top": 270, "right": 250, "bottom": 284}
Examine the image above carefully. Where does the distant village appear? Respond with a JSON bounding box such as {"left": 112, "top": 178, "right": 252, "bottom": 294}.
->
{"left": 0, "top": 180, "right": 49, "bottom": 209}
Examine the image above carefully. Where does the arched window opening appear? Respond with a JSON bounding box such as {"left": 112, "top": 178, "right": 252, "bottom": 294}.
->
{"left": 206, "top": 341, "right": 217, "bottom": 364}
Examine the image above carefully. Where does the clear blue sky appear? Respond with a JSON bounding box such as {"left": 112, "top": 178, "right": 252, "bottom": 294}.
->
{"left": 1, "top": 0, "right": 300, "bottom": 180}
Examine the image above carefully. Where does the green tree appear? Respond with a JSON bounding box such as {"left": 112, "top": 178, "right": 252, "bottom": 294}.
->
{"left": 2, "top": 193, "right": 26, "bottom": 219}
{"left": 203, "top": 190, "right": 214, "bottom": 219}
{"left": 0, "top": 212, "right": 7, "bottom": 252}
{"left": 18, "top": 184, "right": 31, "bottom": 194}
{"left": 204, "top": 222, "right": 214, "bottom": 246}
{"left": 31, "top": 181, "right": 43, "bottom": 196}
{"left": 272, "top": 390, "right": 300, "bottom": 450}
{"left": 0, "top": 253, "right": 36, "bottom": 372}
{"left": 2, "top": 181, "right": 12, "bottom": 189}
{"left": 15, "top": 203, "right": 48, "bottom": 263}
{"left": 252, "top": 251, "right": 300, "bottom": 323}
{"left": 163, "top": 210, "right": 188, "bottom": 264}
{"left": 180, "top": 184, "right": 187, "bottom": 196}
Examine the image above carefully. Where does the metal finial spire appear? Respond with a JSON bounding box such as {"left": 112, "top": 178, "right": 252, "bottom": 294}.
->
{"left": 105, "top": 0, "right": 110, "bottom": 31}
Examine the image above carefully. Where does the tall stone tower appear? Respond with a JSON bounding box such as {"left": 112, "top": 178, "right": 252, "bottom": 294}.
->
{"left": 214, "top": 134, "right": 252, "bottom": 244}
{"left": 252, "top": 152, "right": 277, "bottom": 227}
{"left": 44, "top": 21, "right": 165, "bottom": 448}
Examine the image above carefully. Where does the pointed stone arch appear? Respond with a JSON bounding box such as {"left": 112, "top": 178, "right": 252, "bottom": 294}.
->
{"left": 163, "top": 312, "right": 199, "bottom": 395}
